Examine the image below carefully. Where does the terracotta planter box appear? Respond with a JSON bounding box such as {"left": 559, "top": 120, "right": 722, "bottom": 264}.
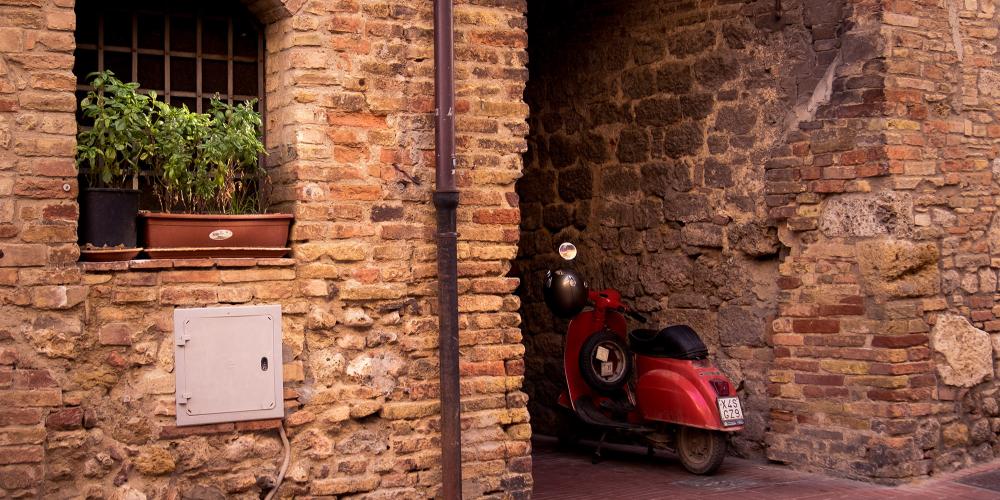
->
{"left": 139, "top": 213, "right": 293, "bottom": 259}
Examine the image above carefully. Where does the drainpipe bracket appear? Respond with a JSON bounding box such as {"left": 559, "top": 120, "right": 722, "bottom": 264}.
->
{"left": 433, "top": 191, "right": 460, "bottom": 210}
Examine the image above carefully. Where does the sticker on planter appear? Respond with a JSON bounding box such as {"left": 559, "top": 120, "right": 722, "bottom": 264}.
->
{"left": 209, "top": 229, "right": 234, "bottom": 241}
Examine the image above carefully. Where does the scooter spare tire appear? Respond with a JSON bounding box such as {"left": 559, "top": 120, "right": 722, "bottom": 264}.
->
{"left": 578, "top": 329, "right": 632, "bottom": 395}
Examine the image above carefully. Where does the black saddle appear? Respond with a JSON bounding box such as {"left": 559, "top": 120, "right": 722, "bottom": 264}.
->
{"left": 627, "top": 325, "right": 708, "bottom": 359}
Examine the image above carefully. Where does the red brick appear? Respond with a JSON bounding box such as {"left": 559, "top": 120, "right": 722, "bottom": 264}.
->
{"left": 98, "top": 323, "right": 134, "bottom": 346}
{"left": 794, "top": 373, "right": 844, "bottom": 386}
{"left": 0, "top": 464, "right": 42, "bottom": 490}
{"left": 810, "top": 180, "right": 846, "bottom": 193}
{"left": 803, "top": 334, "right": 867, "bottom": 347}
{"left": 161, "top": 270, "right": 221, "bottom": 283}
{"left": 472, "top": 208, "right": 520, "bottom": 225}
{"left": 792, "top": 319, "right": 840, "bottom": 333}
{"left": 105, "top": 351, "right": 127, "bottom": 368}
{"left": 460, "top": 361, "right": 505, "bottom": 377}
{"left": 12, "top": 369, "right": 56, "bottom": 389}
{"left": 908, "top": 346, "right": 931, "bottom": 361}
{"left": 0, "top": 389, "right": 61, "bottom": 407}
{"left": 822, "top": 166, "right": 856, "bottom": 179}
{"left": 871, "top": 334, "right": 927, "bottom": 348}
{"left": 327, "top": 113, "right": 387, "bottom": 128}
{"left": 886, "top": 145, "right": 921, "bottom": 160}
{"left": 505, "top": 359, "right": 525, "bottom": 376}
{"left": 817, "top": 304, "right": 864, "bottom": 316}
{"left": 0, "top": 408, "right": 42, "bottom": 426}
{"left": 0, "top": 427, "right": 46, "bottom": 446}
{"left": 44, "top": 407, "right": 82, "bottom": 430}
{"left": 234, "top": 419, "right": 282, "bottom": 432}
{"left": 0, "top": 348, "right": 17, "bottom": 365}
{"left": 159, "top": 422, "right": 235, "bottom": 439}
{"left": 803, "top": 385, "right": 849, "bottom": 398}
{"left": 0, "top": 445, "right": 43, "bottom": 465}
{"left": 113, "top": 273, "right": 157, "bottom": 286}
{"left": 970, "top": 310, "right": 993, "bottom": 322}
{"left": 867, "top": 388, "right": 933, "bottom": 402}
{"left": 777, "top": 276, "right": 802, "bottom": 289}
{"left": 869, "top": 361, "right": 933, "bottom": 376}
{"left": 787, "top": 217, "right": 818, "bottom": 231}
{"left": 908, "top": 373, "right": 936, "bottom": 388}
{"left": 774, "top": 358, "right": 820, "bottom": 371}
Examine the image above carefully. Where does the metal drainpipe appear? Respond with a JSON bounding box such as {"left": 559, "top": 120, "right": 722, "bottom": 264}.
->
{"left": 433, "top": 0, "right": 462, "bottom": 498}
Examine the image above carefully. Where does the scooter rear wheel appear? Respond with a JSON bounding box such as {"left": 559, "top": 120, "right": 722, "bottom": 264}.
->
{"left": 676, "top": 427, "right": 726, "bottom": 475}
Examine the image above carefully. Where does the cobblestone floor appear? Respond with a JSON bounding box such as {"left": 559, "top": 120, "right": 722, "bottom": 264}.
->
{"left": 531, "top": 437, "right": 1000, "bottom": 499}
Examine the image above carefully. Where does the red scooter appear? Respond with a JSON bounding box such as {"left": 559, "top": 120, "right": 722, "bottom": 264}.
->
{"left": 543, "top": 243, "right": 743, "bottom": 474}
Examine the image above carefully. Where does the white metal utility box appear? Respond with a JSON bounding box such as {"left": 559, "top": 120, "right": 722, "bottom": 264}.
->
{"left": 173, "top": 305, "right": 284, "bottom": 426}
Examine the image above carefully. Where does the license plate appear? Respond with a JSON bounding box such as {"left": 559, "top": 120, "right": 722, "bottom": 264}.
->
{"left": 717, "top": 397, "right": 744, "bottom": 427}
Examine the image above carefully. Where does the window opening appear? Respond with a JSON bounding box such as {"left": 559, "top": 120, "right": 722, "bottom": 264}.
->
{"left": 73, "top": 0, "right": 265, "bottom": 208}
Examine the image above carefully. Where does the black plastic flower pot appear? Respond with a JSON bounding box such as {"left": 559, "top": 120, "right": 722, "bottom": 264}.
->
{"left": 79, "top": 187, "right": 140, "bottom": 248}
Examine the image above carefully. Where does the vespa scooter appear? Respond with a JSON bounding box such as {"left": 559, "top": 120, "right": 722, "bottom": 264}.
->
{"left": 543, "top": 242, "right": 744, "bottom": 474}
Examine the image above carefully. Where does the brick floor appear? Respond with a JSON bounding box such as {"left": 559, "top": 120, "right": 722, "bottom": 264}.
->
{"left": 531, "top": 437, "right": 1000, "bottom": 499}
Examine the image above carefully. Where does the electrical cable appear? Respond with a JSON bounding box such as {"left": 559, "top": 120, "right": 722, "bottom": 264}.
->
{"left": 264, "top": 423, "right": 290, "bottom": 500}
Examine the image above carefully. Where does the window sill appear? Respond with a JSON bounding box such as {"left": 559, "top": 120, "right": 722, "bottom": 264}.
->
{"left": 79, "top": 257, "right": 295, "bottom": 272}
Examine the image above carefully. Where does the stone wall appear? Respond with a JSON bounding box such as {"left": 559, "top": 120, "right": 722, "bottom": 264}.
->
{"left": 516, "top": 0, "right": 851, "bottom": 458}
{"left": 0, "top": 0, "right": 531, "bottom": 498}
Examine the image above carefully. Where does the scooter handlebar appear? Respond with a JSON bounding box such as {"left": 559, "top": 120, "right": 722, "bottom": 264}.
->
{"left": 624, "top": 308, "right": 647, "bottom": 324}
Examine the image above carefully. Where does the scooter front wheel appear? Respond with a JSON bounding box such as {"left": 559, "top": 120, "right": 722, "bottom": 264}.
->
{"left": 555, "top": 409, "right": 584, "bottom": 448}
{"left": 676, "top": 427, "right": 727, "bottom": 475}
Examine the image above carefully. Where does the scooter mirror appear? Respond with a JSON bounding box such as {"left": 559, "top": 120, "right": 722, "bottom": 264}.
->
{"left": 558, "top": 242, "right": 577, "bottom": 261}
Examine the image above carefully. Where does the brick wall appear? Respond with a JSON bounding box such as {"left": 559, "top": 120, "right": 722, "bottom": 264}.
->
{"left": 767, "top": 0, "right": 1000, "bottom": 484}
{"left": 515, "top": 0, "right": 851, "bottom": 459}
{"left": 0, "top": 0, "right": 531, "bottom": 498}
{"left": 4, "top": 0, "right": 999, "bottom": 493}
{"left": 879, "top": 0, "right": 1000, "bottom": 478}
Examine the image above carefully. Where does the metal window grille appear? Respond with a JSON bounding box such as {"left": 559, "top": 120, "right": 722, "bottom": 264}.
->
{"left": 73, "top": 0, "right": 265, "bottom": 119}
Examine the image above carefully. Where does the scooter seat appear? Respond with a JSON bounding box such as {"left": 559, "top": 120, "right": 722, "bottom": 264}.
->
{"left": 628, "top": 325, "right": 708, "bottom": 360}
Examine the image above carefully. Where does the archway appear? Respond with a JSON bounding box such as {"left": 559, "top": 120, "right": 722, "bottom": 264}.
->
{"left": 514, "top": 0, "right": 848, "bottom": 463}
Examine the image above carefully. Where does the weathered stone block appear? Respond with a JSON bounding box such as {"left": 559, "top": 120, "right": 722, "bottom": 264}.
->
{"left": 681, "top": 222, "right": 723, "bottom": 247}
{"left": 667, "top": 28, "right": 715, "bottom": 57}
{"left": 636, "top": 97, "right": 683, "bottom": 126}
{"left": 311, "top": 474, "right": 380, "bottom": 496}
{"left": 820, "top": 192, "right": 912, "bottom": 237}
{"left": 656, "top": 63, "right": 693, "bottom": 93}
{"left": 558, "top": 166, "right": 592, "bottom": 202}
{"left": 663, "top": 192, "right": 710, "bottom": 222}
{"left": 856, "top": 239, "right": 939, "bottom": 298}
{"left": 662, "top": 121, "right": 703, "bottom": 159}
{"left": 641, "top": 161, "right": 693, "bottom": 197}
{"left": 931, "top": 314, "right": 993, "bottom": 388}
{"left": 98, "top": 323, "right": 133, "bottom": 346}
{"left": 942, "top": 423, "right": 970, "bottom": 447}
{"left": 616, "top": 128, "right": 649, "bottom": 163}
{"left": 714, "top": 106, "right": 756, "bottom": 135}
{"left": 134, "top": 445, "right": 175, "bottom": 475}
{"left": 719, "top": 306, "right": 768, "bottom": 347}
{"left": 728, "top": 222, "right": 779, "bottom": 257}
